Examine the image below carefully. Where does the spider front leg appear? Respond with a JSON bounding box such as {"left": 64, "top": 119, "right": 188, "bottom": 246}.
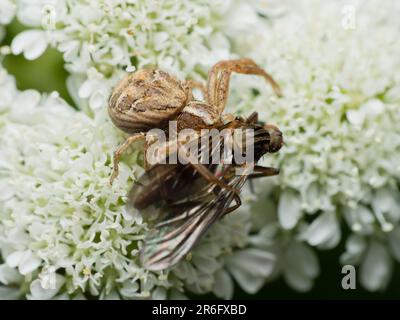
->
{"left": 110, "top": 132, "right": 146, "bottom": 185}
{"left": 207, "top": 58, "right": 282, "bottom": 113}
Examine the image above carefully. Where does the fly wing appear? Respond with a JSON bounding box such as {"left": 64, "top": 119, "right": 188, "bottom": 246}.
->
{"left": 127, "top": 126, "right": 227, "bottom": 210}
{"left": 127, "top": 163, "right": 199, "bottom": 210}
{"left": 140, "top": 172, "right": 249, "bottom": 271}
{"left": 128, "top": 122, "right": 256, "bottom": 270}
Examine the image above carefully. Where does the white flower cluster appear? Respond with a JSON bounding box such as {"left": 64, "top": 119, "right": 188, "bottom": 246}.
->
{"left": 1, "top": 0, "right": 400, "bottom": 298}
{"left": 0, "top": 0, "right": 277, "bottom": 299}
{"left": 0, "top": 66, "right": 275, "bottom": 299}
{"left": 7, "top": 0, "right": 234, "bottom": 113}
{"left": 228, "top": 0, "right": 400, "bottom": 291}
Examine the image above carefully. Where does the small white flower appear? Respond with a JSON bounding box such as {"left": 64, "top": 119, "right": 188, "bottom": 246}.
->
{"left": 277, "top": 190, "right": 302, "bottom": 230}
{"left": 152, "top": 287, "right": 167, "bottom": 300}
{"left": 340, "top": 235, "right": 367, "bottom": 265}
{"left": 78, "top": 68, "right": 110, "bottom": 110}
{"left": 16, "top": 0, "right": 66, "bottom": 28}
{"left": 0, "top": 0, "right": 16, "bottom": 25}
{"left": 8, "top": 89, "right": 42, "bottom": 123}
{"left": 0, "top": 264, "right": 23, "bottom": 286}
{"left": 372, "top": 188, "right": 400, "bottom": 223}
{"left": 226, "top": 248, "right": 275, "bottom": 294}
{"left": 346, "top": 109, "right": 365, "bottom": 126}
{"left": 300, "top": 211, "right": 341, "bottom": 249}
{"left": 213, "top": 269, "right": 234, "bottom": 300}
{"left": 39, "top": 266, "right": 57, "bottom": 290}
{"left": 28, "top": 275, "right": 65, "bottom": 300}
{"left": 11, "top": 30, "right": 48, "bottom": 60}
{"left": 283, "top": 241, "right": 319, "bottom": 292}
{"left": 343, "top": 205, "right": 375, "bottom": 234}
{"left": 6, "top": 250, "right": 42, "bottom": 276}
{"left": 360, "top": 241, "right": 393, "bottom": 291}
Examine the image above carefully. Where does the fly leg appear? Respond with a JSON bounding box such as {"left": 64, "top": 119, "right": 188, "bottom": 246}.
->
{"left": 248, "top": 165, "right": 280, "bottom": 179}
{"left": 248, "top": 166, "right": 280, "bottom": 193}
{"left": 222, "top": 193, "right": 242, "bottom": 216}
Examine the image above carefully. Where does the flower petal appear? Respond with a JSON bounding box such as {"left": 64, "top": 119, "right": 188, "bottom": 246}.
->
{"left": 152, "top": 287, "right": 167, "bottom": 300}
{"left": 346, "top": 109, "right": 364, "bottom": 126}
{"left": 5, "top": 251, "right": 25, "bottom": 268}
{"left": 0, "top": 264, "right": 23, "bottom": 285}
{"left": 192, "top": 254, "right": 221, "bottom": 275}
{"left": 340, "top": 235, "right": 367, "bottom": 265}
{"left": 0, "top": 0, "right": 16, "bottom": 25}
{"left": 213, "top": 269, "right": 233, "bottom": 300}
{"left": 283, "top": 241, "right": 319, "bottom": 292}
{"left": 277, "top": 191, "right": 302, "bottom": 230}
{"left": 301, "top": 211, "right": 340, "bottom": 248}
{"left": 226, "top": 249, "right": 275, "bottom": 294}
{"left": 18, "top": 251, "right": 41, "bottom": 275}
{"left": 28, "top": 275, "right": 65, "bottom": 300}
{"left": 360, "top": 241, "right": 392, "bottom": 291}
{"left": 11, "top": 30, "right": 48, "bottom": 60}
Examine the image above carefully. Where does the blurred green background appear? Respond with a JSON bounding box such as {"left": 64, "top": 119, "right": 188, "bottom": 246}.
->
{"left": 2, "top": 21, "right": 399, "bottom": 300}
{"left": 2, "top": 21, "right": 74, "bottom": 106}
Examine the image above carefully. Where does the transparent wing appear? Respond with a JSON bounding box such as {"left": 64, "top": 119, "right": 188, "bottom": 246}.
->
{"left": 140, "top": 172, "right": 249, "bottom": 271}
{"left": 128, "top": 127, "right": 228, "bottom": 209}
{"left": 127, "top": 163, "right": 199, "bottom": 209}
{"left": 129, "top": 120, "right": 260, "bottom": 270}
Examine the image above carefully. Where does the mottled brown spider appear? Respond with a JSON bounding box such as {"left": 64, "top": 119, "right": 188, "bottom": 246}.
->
{"left": 108, "top": 58, "right": 282, "bottom": 185}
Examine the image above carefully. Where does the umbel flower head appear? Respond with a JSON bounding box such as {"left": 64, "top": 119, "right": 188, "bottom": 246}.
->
{"left": 1, "top": 0, "right": 400, "bottom": 299}
{"left": 0, "top": 65, "right": 276, "bottom": 299}
{"left": 0, "top": 0, "right": 278, "bottom": 300}
{"left": 228, "top": 0, "right": 400, "bottom": 291}
{"left": 8, "top": 0, "right": 235, "bottom": 113}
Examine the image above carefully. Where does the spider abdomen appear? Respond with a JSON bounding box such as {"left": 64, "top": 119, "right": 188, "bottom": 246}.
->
{"left": 108, "top": 69, "right": 188, "bottom": 133}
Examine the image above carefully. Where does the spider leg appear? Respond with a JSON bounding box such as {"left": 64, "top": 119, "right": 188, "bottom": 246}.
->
{"left": 110, "top": 132, "right": 146, "bottom": 185}
{"left": 207, "top": 58, "right": 282, "bottom": 113}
